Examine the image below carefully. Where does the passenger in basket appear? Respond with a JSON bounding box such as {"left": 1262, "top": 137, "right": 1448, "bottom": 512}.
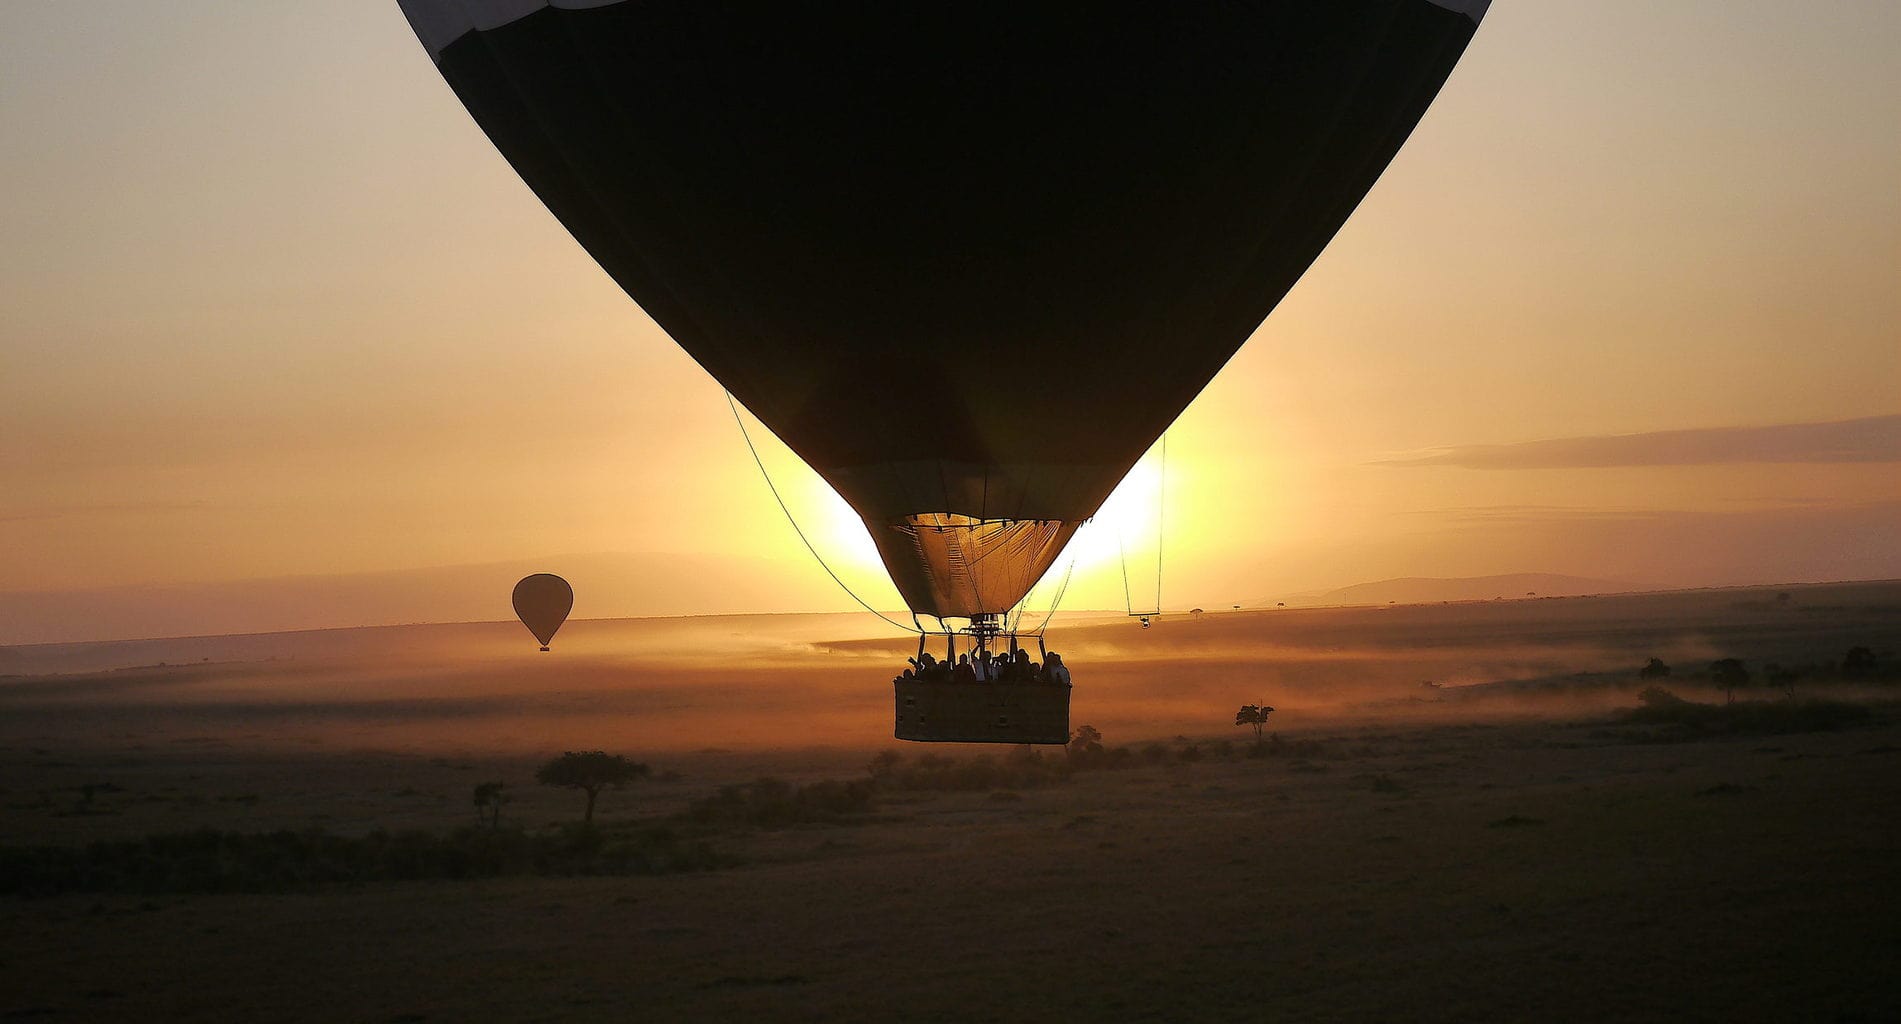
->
{"left": 1043, "top": 652, "right": 1071, "bottom": 686}
{"left": 975, "top": 649, "right": 994, "bottom": 682}
{"left": 1012, "top": 648, "right": 1033, "bottom": 682}
{"left": 953, "top": 653, "right": 977, "bottom": 684}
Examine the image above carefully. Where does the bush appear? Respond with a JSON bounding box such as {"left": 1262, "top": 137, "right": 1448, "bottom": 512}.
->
{"left": 682, "top": 777, "right": 875, "bottom": 829}
{"left": 0, "top": 824, "right": 724, "bottom": 897}
{"left": 879, "top": 754, "right": 1071, "bottom": 792}
{"left": 1246, "top": 733, "right": 1328, "bottom": 759}
{"left": 1617, "top": 692, "right": 1873, "bottom": 739}
{"left": 1638, "top": 686, "right": 1688, "bottom": 708}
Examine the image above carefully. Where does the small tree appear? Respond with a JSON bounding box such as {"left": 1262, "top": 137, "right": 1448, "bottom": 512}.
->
{"left": 1234, "top": 704, "right": 1274, "bottom": 743}
{"left": 1710, "top": 659, "right": 1750, "bottom": 704}
{"left": 1764, "top": 662, "right": 1801, "bottom": 699}
{"left": 1841, "top": 646, "right": 1878, "bottom": 680}
{"left": 1639, "top": 657, "right": 1671, "bottom": 680}
{"left": 867, "top": 750, "right": 903, "bottom": 780}
{"left": 535, "top": 751, "right": 649, "bottom": 824}
{"left": 472, "top": 781, "right": 507, "bottom": 829}
{"left": 1068, "top": 724, "right": 1103, "bottom": 759}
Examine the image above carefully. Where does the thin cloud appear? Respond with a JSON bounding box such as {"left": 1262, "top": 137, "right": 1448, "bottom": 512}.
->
{"left": 1403, "top": 505, "right": 1666, "bottom": 525}
{"left": 0, "top": 500, "right": 210, "bottom": 524}
{"left": 1377, "top": 414, "right": 1901, "bottom": 470}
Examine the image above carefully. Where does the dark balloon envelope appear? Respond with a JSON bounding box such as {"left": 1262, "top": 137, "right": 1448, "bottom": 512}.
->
{"left": 403, "top": 0, "right": 1488, "bottom": 621}
{"left": 512, "top": 573, "right": 573, "bottom": 650}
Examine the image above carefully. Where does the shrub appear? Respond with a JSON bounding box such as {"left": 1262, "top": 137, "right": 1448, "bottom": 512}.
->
{"left": 682, "top": 777, "right": 874, "bottom": 829}
{"left": 1638, "top": 686, "right": 1688, "bottom": 708}
{"left": 880, "top": 754, "right": 1071, "bottom": 792}
{"left": 1618, "top": 692, "right": 1872, "bottom": 739}
{"left": 0, "top": 824, "right": 724, "bottom": 897}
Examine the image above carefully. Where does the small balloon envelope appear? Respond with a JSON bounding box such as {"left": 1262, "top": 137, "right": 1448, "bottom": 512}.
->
{"left": 512, "top": 574, "right": 573, "bottom": 650}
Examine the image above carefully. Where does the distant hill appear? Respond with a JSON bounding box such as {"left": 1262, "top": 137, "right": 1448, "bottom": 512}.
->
{"left": 0, "top": 552, "right": 867, "bottom": 646}
{"left": 1267, "top": 573, "right": 1667, "bottom": 608}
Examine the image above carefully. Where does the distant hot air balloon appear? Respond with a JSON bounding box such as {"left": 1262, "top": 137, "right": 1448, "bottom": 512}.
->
{"left": 402, "top": 0, "right": 1489, "bottom": 736}
{"left": 512, "top": 574, "right": 573, "bottom": 651}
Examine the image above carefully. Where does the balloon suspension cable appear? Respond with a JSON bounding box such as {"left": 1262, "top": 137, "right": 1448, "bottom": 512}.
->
{"left": 725, "top": 392, "right": 921, "bottom": 635}
{"left": 1005, "top": 570, "right": 1039, "bottom": 637}
{"left": 1118, "top": 533, "right": 1135, "bottom": 615}
{"left": 1155, "top": 432, "right": 1166, "bottom": 614}
{"left": 1118, "top": 432, "right": 1167, "bottom": 624}
{"left": 1024, "top": 550, "right": 1080, "bottom": 637}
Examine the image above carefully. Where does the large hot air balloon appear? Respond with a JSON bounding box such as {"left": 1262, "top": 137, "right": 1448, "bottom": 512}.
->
{"left": 402, "top": 0, "right": 1489, "bottom": 738}
{"left": 512, "top": 573, "right": 573, "bottom": 651}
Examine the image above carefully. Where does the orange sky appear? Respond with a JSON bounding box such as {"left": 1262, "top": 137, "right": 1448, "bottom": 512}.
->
{"left": 2, "top": 2, "right": 1898, "bottom": 643}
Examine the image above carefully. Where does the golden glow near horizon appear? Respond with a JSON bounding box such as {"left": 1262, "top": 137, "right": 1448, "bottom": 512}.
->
{"left": 3, "top": 2, "right": 1899, "bottom": 641}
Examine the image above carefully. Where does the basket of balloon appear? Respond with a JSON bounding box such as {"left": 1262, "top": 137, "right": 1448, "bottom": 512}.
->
{"left": 894, "top": 678, "right": 1070, "bottom": 745}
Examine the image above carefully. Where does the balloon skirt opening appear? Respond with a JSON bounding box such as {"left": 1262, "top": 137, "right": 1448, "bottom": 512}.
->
{"left": 894, "top": 679, "right": 1070, "bottom": 745}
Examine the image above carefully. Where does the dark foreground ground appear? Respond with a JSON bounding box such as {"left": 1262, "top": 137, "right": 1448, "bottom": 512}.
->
{"left": 3, "top": 710, "right": 1900, "bottom": 1023}
{"left": 3, "top": 582, "right": 1898, "bottom": 1021}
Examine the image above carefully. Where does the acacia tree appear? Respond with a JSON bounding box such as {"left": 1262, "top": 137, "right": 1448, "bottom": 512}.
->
{"left": 1067, "top": 724, "right": 1103, "bottom": 759}
{"left": 1710, "top": 659, "right": 1750, "bottom": 705}
{"left": 472, "top": 781, "right": 508, "bottom": 829}
{"left": 535, "top": 751, "right": 650, "bottom": 824}
{"left": 1234, "top": 705, "right": 1274, "bottom": 743}
{"left": 1639, "top": 658, "right": 1671, "bottom": 680}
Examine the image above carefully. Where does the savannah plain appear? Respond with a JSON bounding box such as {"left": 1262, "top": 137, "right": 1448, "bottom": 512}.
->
{"left": 4, "top": 581, "right": 1899, "bottom": 1022}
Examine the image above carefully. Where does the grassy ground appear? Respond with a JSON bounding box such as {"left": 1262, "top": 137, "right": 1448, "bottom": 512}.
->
{"left": 3, "top": 709, "right": 1899, "bottom": 1022}
{"left": 3, "top": 582, "right": 1897, "bottom": 1020}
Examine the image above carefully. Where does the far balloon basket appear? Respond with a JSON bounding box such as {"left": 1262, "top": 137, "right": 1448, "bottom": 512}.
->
{"left": 894, "top": 679, "right": 1070, "bottom": 745}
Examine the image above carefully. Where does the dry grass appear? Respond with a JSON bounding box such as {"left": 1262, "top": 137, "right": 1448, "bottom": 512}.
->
{"left": 2, "top": 581, "right": 1899, "bottom": 1020}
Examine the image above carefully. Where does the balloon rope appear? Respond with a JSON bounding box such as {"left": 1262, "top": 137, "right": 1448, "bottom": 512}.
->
{"left": 1028, "top": 552, "right": 1080, "bottom": 636}
{"left": 1007, "top": 542, "right": 1053, "bottom": 636}
{"left": 725, "top": 393, "right": 921, "bottom": 635}
{"left": 1117, "top": 433, "right": 1168, "bottom": 618}
{"left": 1119, "top": 532, "right": 1135, "bottom": 616}
{"left": 1155, "top": 432, "right": 1166, "bottom": 615}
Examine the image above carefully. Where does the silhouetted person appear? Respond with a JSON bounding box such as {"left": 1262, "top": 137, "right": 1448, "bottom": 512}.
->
{"left": 1013, "top": 648, "right": 1033, "bottom": 682}
{"left": 954, "top": 653, "right": 976, "bottom": 684}
{"left": 1044, "top": 652, "right": 1071, "bottom": 686}
{"left": 975, "top": 649, "right": 995, "bottom": 682}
